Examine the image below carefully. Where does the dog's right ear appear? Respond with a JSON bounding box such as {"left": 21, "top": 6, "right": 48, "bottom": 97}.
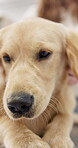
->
{"left": 66, "top": 32, "right": 78, "bottom": 79}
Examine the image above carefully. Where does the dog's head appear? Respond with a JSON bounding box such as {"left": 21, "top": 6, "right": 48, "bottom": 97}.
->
{"left": 0, "top": 18, "right": 78, "bottom": 120}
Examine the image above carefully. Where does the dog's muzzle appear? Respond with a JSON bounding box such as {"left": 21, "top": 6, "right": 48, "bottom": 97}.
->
{"left": 7, "top": 92, "right": 34, "bottom": 118}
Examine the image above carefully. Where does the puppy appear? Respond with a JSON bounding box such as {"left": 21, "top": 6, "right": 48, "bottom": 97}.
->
{"left": 0, "top": 17, "right": 78, "bottom": 148}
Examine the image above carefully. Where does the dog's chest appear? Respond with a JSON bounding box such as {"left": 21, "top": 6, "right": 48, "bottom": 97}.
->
{"left": 25, "top": 107, "right": 56, "bottom": 136}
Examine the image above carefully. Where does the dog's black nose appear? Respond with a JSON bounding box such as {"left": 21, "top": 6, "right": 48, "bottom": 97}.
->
{"left": 7, "top": 92, "right": 34, "bottom": 116}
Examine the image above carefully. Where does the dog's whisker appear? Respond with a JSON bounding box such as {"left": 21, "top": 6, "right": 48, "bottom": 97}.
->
{"left": 49, "top": 99, "right": 59, "bottom": 112}
{"left": 50, "top": 100, "right": 58, "bottom": 109}
{"left": 50, "top": 99, "right": 57, "bottom": 105}
{"left": 48, "top": 103, "right": 58, "bottom": 114}
{"left": 42, "top": 111, "right": 49, "bottom": 122}
{"left": 50, "top": 105, "right": 58, "bottom": 114}
{"left": 51, "top": 96, "right": 64, "bottom": 113}
{"left": 42, "top": 113, "right": 49, "bottom": 123}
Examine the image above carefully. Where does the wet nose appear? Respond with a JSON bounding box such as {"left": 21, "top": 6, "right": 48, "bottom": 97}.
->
{"left": 7, "top": 92, "right": 34, "bottom": 115}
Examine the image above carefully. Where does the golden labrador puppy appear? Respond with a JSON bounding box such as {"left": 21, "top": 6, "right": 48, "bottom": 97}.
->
{"left": 0, "top": 17, "right": 78, "bottom": 148}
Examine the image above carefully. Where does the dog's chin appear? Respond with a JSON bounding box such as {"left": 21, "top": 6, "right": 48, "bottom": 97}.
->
{"left": 5, "top": 102, "right": 49, "bottom": 120}
{"left": 5, "top": 109, "right": 35, "bottom": 120}
{"left": 13, "top": 111, "right": 35, "bottom": 120}
{"left": 7, "top": 113, "right": 38, "bottom": 120}
{"left": 7, "top": 111, "right": 42, "bottom": 120}
{"left": 6, "top": 107, "right": 46, "bottom": 120}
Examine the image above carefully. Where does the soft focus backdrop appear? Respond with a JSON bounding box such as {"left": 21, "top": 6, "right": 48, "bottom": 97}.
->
{"left": 0, "top": 0, "right": 36, "bottom": 21}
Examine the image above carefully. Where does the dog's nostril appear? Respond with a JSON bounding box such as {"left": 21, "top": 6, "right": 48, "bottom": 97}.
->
{"left": 31, "top": 95, "right": 34, "bottom": 100}
{"left": 21, "top": 105, "right": 30, "bottom": 112}
{"left": 21, "top": 105, "right": 27, "bottom": 109}
{"left": 8, "top": 105, "right": 18, "bottom": 113}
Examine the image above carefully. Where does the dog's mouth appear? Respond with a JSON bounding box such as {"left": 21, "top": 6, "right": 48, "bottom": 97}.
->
{"left": 12, "top": 109, "right": 35, "bottom": 119}
{"left": 6, "top": 100, "right": 49, "bottom": 120}
{"left": 5, "top": 92, "right": 50, "bottom": 120}
{"left": 7, "top": 102, "right": 35, "bottom": 119}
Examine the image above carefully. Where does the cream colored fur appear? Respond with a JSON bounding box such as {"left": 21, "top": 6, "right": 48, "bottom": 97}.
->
{"left": 0, "top": 18, "right": 78, "bottom": 148}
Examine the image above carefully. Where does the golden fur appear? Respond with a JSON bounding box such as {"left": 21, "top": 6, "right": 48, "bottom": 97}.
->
{"left": 0, "top": 18, "right": 78, "bottom": 148}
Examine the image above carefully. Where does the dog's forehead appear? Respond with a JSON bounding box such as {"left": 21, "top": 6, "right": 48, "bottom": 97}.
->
{"left": 0, "top": 18, "right": 67, "bottom": 53}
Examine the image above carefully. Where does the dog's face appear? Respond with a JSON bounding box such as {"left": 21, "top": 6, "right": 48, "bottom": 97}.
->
{"left": 0, "top": 18, "right": 78, "bottom": 120}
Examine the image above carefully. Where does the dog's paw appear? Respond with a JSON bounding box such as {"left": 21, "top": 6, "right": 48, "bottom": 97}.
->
{"left": 50, "top": 136, "right": 74, "bottom": 148}
{"left": 27, "top": 140, "right": 50, "bottom": 148}
{"left": 5, "top": 140, "right": 50, "bottom": 148}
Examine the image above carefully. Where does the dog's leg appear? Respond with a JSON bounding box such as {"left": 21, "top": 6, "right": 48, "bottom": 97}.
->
{"left": 43, "top": 114, "right": 74, "bottom": 148}
{"left": 0, "top": 117, "right": 50, "bottom": 148}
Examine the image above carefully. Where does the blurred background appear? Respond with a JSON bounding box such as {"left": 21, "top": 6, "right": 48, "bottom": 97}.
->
{"left": 0, "top": 0, "right": 36, "bottom": 21}
{"left": 0, "top": 0, "right": 78, "bottom": 147}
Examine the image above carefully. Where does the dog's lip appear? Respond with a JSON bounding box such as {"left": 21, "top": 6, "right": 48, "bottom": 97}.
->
{"left": 13, "top": 113, "right": 22, "bottom": 118}
{"left": 13, "top": 114, "right": 34, "bottom": 119}
{"left": 12, "top": 109, "right": 34, "bottom": 119}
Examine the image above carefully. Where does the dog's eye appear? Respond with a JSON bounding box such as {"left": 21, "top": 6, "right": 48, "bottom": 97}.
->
{"left": 38, "top": 50, "right": 52, "bottom": 60}
{"left": 3, "top": 55, "right": 11, "bottom": 63}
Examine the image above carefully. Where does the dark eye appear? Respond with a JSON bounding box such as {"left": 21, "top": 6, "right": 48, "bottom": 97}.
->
{"left": 38, "top": 50, "right": 52, "bottom": 60}
{"left": 3, "top": 54, "right": 11, "bottom": 63}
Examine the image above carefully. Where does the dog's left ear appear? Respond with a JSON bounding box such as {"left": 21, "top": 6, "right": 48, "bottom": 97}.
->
{"left": 0, "top": 31, "right": 6, "bottom": 93}
{"left": 66, "top": 32, "right": 78, "bottom": 78}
